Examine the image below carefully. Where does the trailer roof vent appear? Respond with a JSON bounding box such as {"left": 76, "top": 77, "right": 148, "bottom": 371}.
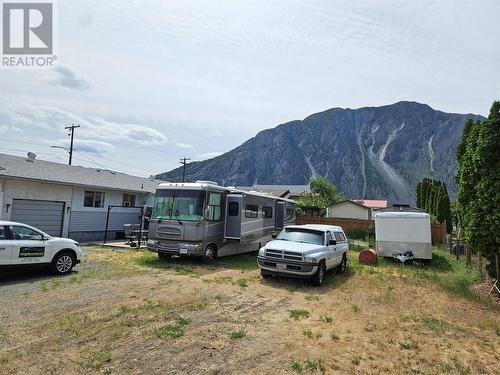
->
{"left": 26, "top": 152, "right": 36, "bottom": 162}
{"left": 196, "top": 180, "right": 218, "bottom": 186}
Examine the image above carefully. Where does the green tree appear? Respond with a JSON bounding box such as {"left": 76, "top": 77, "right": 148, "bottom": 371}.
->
{"left": 296, "top": 177, "right": 343, "bottom": 216}
{"left": 457, "top": 102, "right": 500, "bottom": 279}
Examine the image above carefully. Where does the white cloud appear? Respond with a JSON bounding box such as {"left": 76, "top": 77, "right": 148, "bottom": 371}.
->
{"left": 53, "top": 138, "right": 113, "bottom": 155}
{"left": 197, "top": 152, "right": 223, "bottom": 160}
{"left": 51, "top": 66, "right": 90, "bottom": 91}
{"left": 0, "top": 103, "right": 167, "bottom": 146}
{"left": 176, "top": 142, "right": 193, "bottom": 149}
{"left": 0, "top": 125, "right": 24, "bottom": 133}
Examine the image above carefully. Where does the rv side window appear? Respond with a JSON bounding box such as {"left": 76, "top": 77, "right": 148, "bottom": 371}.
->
{"left": 207, "top": 193, "right": 222, "bottom": 221}
{"left": 334, "top": 232, "right": 346, "bottom": 242}
{"left": 245, "top": 204, "right": 258, "bottom": 218}
{"left": 228, "top": 202, "right": 239, "bottom": 216}
{"left": 262, "top": 206, "right": 273, "bottom": 218}
{"left": 286, "top": 208, "right": 294, "bottom": 216}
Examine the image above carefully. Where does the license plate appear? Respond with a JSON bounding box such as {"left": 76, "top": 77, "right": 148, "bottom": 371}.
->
{"left": 276, "top": 263, "right": 286, "bottom": 270}
{"left": 179, "top": 248, "right": 188, "bottom": 255}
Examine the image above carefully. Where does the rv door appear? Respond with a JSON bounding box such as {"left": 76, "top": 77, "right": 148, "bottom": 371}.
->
{"left": 224, "top": 195, "right": 242, "bottom": 239}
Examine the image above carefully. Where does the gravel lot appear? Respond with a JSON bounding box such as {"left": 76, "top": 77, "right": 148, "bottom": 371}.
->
{"left": 0, "top": 245, "right": 498, "bottom": 374}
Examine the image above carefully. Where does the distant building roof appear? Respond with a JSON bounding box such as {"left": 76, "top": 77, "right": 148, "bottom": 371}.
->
{"left": 352, "top": 199, "right": 388, "bottom": 209}
{"left": 0, "top": 153, "right": 160, "bottom": 194}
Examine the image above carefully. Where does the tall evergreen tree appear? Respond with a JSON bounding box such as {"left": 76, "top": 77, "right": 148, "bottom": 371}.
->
{"left": 459, "top": 102, "right": 500, "bottom": 279}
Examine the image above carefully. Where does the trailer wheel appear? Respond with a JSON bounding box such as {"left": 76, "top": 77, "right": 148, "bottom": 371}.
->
{"left": 336, "top": 254, "right": 347, "bottom": 274}
{"left": 203, "top": 245, "right": 217, "bottom": 262}
{"left": 312, "top": 260, "right": 326, "bottom": 286}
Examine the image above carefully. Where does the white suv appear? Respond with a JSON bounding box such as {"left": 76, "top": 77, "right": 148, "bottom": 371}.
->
{"left": 0, "top": 221, "right": 82, "bottom": 275}
{"left": 258, "top": 224, "right": 349, "bottom": 286}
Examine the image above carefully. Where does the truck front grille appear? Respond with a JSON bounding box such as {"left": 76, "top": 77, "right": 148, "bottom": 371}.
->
{"left": 157, "top": 226, "right": 182, "bottom": 239}
{"left": 265, "top": 249, "right": 302, "bottom": 262}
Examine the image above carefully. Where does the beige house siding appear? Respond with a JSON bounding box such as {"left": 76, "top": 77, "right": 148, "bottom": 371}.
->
{"left": 326, "top": 201, "right": 370, "bottom": 220}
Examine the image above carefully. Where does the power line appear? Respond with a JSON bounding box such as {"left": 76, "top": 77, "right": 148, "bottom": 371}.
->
{"left": 179, "top": 157, "right": 191, "bottom": 182}
{"left": 65, "top": 124, "right": 80, "bottom": 165}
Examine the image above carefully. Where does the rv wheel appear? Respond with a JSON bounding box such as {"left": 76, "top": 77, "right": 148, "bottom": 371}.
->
{"left": 203, "top": 245, "right": 217, "bottom": 262}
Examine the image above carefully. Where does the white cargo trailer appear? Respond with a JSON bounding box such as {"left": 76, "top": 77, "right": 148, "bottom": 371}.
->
{"left": 374, "top": 210, "right": 432, "bottom": 261}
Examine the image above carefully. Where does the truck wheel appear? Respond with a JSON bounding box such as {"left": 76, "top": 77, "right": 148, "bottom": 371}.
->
{"left": 158, "top": 252, "right": 171, "bottom": 260}
{"left": 51, "top": 252, "right": 75, "bottom": 275}
{"left": 261, "top": 269, "right": 271, "bottom": 279}
{"left": 203, "top": 245, "right": 217, "bottom": 262}
{"left": 312, "top": 261, "right": 326, "bottom": 286}
{"left": 336, "top": 254, "right": 347, "bottom": 274}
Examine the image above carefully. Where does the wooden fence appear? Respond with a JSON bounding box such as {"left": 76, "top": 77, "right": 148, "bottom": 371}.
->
{"left": 295, "top": 216, "right": 446, "bottom": 243}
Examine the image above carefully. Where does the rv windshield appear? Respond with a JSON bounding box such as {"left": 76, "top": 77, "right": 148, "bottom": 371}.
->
{"left": 276, "top": 228, "right": 324, "bottom": 245}
{"left": 152, "top": 189, "right": 205, "bottom": 221}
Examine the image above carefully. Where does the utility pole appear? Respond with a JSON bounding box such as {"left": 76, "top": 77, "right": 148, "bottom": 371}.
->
{"left": 179, "top": 157, "right": 191, "bottom": 182}
{"left": 65, "top": 124, "right": 80, "bottom": 165}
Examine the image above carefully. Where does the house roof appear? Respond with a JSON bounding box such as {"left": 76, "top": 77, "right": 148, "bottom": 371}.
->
{"left": 352, "top": 199, "right": 388, "bottom": 209}
{"left": 0, "top": 153, "right": 161, "bottom": 194}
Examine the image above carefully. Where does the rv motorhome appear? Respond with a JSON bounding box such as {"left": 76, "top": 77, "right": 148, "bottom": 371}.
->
{"left": 147, "top": 181, "right": 295, "bottom": 260}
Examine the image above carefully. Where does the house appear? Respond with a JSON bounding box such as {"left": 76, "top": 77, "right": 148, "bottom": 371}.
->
{"left": 326, "top": 199, "right": 388, "bottom": 220}
{"left": 0, "top": 153, "right": 161, "bottom": 241}
{"left": 237, "top": 184, "right": 310, "bottom": 200}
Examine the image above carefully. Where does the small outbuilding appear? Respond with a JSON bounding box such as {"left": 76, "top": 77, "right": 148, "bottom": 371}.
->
{"left": 374, "top": 205, "right": 432, "bottom": 260}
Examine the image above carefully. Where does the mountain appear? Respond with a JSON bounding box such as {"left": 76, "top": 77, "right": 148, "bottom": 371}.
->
{"left": 157, "top": 102, "right": 483, "bottom": 204}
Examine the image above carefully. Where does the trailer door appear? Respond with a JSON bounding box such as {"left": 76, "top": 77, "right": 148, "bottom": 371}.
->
{"left": 275, "top": 201, "right": 284, "bottom": 229}
{"left": 224, "top": 195, "right": 242, "bottom": 239}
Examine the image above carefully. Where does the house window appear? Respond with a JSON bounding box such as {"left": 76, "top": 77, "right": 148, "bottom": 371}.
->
{"left": 207, "top": 192, "right": 222, "bottom": 221}
{"left": 245, "top": 204, "right": 258, "bottom": 218}
{"left": 122, "top": 193, "right": 136, "bottom": 207}
{"left": 84, "top": 191, "right": 105, "bottom": 208}
{"left": 228, "top": 202, "right": 239, "bottom": 216}
{"left": 262, "top": 206, "right": 273, "bottom": 218}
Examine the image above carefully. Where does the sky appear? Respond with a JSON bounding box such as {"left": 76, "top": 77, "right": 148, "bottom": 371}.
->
{"left": 0, "top": 0, "right": 499, "bottom": 177}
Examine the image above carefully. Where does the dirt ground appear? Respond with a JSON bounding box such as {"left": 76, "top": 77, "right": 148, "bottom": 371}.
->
{"left": 0, "top": 245, "right": 498, "bottom": 375}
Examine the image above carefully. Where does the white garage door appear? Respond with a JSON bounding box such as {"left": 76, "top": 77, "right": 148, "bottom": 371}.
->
{"left": 11, "top": 199, "right": 65, "bottom": 236}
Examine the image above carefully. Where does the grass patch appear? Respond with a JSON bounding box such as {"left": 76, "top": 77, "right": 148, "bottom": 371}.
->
{"left": 0, "top": 354, "right": 8, "bottom": 364}
{"left": 399, "top": 341, "right": 419, "bottom": 350}
{"left": 304, "top": 293, "right": 320, "bottom": 301}
{"left": 291, "top": 358, "right": 325, "bottom": 373}
{"left": 229, "top": 327, "right": 246, "bottom": 340}
{"left": 289, "top": 309, "right": 310, "bottom": 320}
{"left": 302, "top": 329, "right": 313, "bottom": 339}
{"left": 421, "top": 314, "right": 448, "bottom": 333}
{"left": 351, "top": 356, "right": 361, "bottom": 366}
{"left": 330, "top": 332, "right": 340, "bottom": 341}
{"left": 79, "top": 348, "right": 112, "bottom": 370}
{"left": 154, "top": 316, "right": 191, "bottom": 339}
{"left": 236, "top": 279, "right": 248, "bottom": 288}
{"left": 351, "top": 304, "right": 360, "bottom": 313}
{"left": 320, "top": 315, "right": 332, "bottom": 323}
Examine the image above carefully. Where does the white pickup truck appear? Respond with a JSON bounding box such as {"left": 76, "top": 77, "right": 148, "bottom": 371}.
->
{"left": 257, "top": 224, "right": 349, "bottom": 286}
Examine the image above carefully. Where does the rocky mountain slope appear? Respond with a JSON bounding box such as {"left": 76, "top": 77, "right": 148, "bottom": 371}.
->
{"left": 157, "top": 102, "right": 483, "bottom": 203}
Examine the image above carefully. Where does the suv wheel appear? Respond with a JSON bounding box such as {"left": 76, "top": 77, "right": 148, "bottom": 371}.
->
{"left": 312, "top": 260, "right": 326, "bottom": 286}
{"left": 336, "top": 254, "right": 347, "bottom": 274}
{"left": 51, "top": 252, "right": 75, "bottom": 275}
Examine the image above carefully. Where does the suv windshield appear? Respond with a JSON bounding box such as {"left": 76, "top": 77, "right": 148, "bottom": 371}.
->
{"left": 152, "top": 189, "right": 205, "bottom": 221}
{"left": 276, "top": 228, "right": 324, "bottom": 245}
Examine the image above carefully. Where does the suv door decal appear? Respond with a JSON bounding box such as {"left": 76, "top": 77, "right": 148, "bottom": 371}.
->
{"left": 19, "top": 247, "right": 45, "bottom": 258}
